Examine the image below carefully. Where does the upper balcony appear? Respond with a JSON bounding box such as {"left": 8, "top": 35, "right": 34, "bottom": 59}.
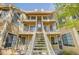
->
{"left": 22, "top": 18, "right": 56, "bottom": 23}
{"left": 21, "top": 11, "right": 56, "bottom": 23}
{"left": 46, "top": 31, "right": 60, "bottom": 35}
{"left": 43, "top": 23, "right": 60, "bottom": 35}
{"left": 19, "top": 31, "right": 34, "bottom": 35}
{"left": 22, "top": 15, "right": 37, "bottom": 23}
{"left": 23, "top": 19, "right": 36, "bottom": 23}
{"left": 44, "top": 27, "right": 60, "bottom": 35}
{"left": 19, "top": 24, "right": 36, "bottom": 35}
{"left": 42, "top": 19, "right": 56, "bottom": 22}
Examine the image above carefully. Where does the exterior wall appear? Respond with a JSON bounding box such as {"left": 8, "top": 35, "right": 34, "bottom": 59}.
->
{"left": 0, "top": 5, "right": 60, "bottom": 55}
{"left": 10, "top": 24, "right": 19, "bottom": 35}
{"left": 48, "top": 35, "right": 60, "bottom": 50}
{"left": 0, "top": 25, "right": 4, "bottom": 31}
{"left": 60, "top": 27, "right": 79, "bottom": 54}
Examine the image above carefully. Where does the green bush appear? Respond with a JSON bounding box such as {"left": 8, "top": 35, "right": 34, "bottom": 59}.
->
{"left": 62, "top": 50, "right": 78, "bottom": 55}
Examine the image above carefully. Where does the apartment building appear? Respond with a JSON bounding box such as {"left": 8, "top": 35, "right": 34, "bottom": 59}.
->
{"left": 0, "top": 4, "right": 21, "bottom": 55}
{"left": 0, "top": 4, "right": 61, "bottom": 55}
{"left": 58, "top": 16, "right": 79, "bottom": 54}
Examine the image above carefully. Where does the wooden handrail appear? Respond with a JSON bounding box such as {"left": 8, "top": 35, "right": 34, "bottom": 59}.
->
{"left": 42, "top": 22, "right": 55, "bottom": 55}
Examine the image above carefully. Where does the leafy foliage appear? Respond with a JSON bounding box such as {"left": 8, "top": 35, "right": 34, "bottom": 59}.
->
{"left": 56, "top": 3, "right": 79, "bottom": 29}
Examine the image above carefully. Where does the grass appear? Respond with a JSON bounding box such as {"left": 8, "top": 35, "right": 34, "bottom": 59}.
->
{"left": 62, "top": 50, "right": 78, "bottom": 55}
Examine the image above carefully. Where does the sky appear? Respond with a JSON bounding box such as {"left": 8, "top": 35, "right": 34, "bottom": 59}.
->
{"left": 14, "top": 3, "right": 56, "bottom": 11}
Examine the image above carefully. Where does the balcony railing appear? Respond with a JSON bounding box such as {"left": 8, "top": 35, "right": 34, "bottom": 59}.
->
{"left": 42, "top": 22, "right": 56, "bottom": 55}
{"left": 44, "top": 26, "right": 57, "bottom": 32}
{"left": 23, "top": 19, "right": 36, "bottom": 21}
{"left": 42, "top": 19, "right": 56, "bottom": 21}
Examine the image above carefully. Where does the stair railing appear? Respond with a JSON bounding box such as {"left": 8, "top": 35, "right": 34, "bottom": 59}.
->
{"left": 42, "top": 22, "right": 55, "bottom": 55}
{"left": 26, "top": 23, "right": 37, "bottom": 55}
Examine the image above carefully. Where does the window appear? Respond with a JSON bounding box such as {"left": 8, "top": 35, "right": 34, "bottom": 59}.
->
{"left": 12, "top": 35, "right": 17, "bottom": 47}
{"left": 30, "top": 26, "right": 35, "bottom": 32}
{"left": 21, "top": 37, "right": 26, "bottom": 45}
{"left": 4, "top": 33, "right": 14, "bottom": 48}
{"left": 31, "top": 16, "right": 36, "bottom": 20}
{"left": 51, "top": 37, "right": 57, "bottom": 44}
{"left": 12, "top": 13, "right": 19, "bottom": 26}
{"left": 37, "top": 22, "right": 42, "bottom": 31}
{"left": 43, "top": 16, "right": 48, "bottom": 20}
{"left": 19, "top": 36, "right": 26, "bottom": 45}
{"left": 62, "top": 33, "right": 74, "bottom": 46}
{"left": 49, "top": 15, "right": 53, "bottom": 19}
{"left": 44, "top": 26, "right": 47, "bottom": 31}
{"left": 44, "top": 26, "right": 49, "bottom": 32}
{"left": 27, "top": 16, "right": 30, "bottom": 20}
{"left": 50, "top": 25, "right": 53, "bottom": 32}
{"left": 24, "top": 25, "right": 29, "bottom": 31}
{"left": 37, "top": 16, "right": 41, "bottom": 21}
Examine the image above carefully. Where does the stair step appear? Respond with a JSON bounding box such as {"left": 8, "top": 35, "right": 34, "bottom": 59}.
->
{"left": 34, "top": 46, "right": 46, "bottom": 47}
{"left": 35, "top": 39, "right": 45, "bottom": 40}
{"left": 32, "top": 33, "right": 50, "bottom": 55}
{"left": 36, "top": 38, "right": 44, "bottom": 39}
{"left": 35, "top": 41, "right": 45, "bottom": 42}
{"left": 33, "top": 48, "right": 47, "bottom": 50}
{"left": 34, "top": 45, "right": 46, "bottom": 47}
{"left": 34, "top": 47, "right": 46, "bottom": 49}
{"left": 33, "top": 50, "right": 47, "bottom": 52}
{"left": 34, "top": 42, "right": 45, "bottom": 44}
{"left": 32, "top": 51, "right": 48, "bottom": 55}
{"left": 32, "top": 52, "right": 47, "bottom": 54}
{"left": 35, "top": 40, "right": 45, "bottom": 42}
{"left": 34, "top": 44, "right": 46, "bottom": 46}
{"left": 35, "top": 40, "right": 44, "bottom": 41}
{"left": 36, "top": 38, "right": 44, "bottom": 40}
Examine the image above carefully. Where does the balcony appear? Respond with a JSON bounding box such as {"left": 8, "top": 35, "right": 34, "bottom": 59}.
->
{"left": 19, "top": 26, "right": 36, "bottom": 35}
{"left": 44, "top": 26, "right": 60, "bottom": 35}
{"left": 42, "top": 19, "right": 56, "bottom": 23}
{"left": 19, "top": 31, "right": 34, "bottom": 35}
{"left": 44, "top": 29, "right": 60, "bottom": 35}
{"left": 46, "top": 31, "right": 60, "bottom": 35}
{"left": 23, "top": 19, "right": 36, "bottom": 23}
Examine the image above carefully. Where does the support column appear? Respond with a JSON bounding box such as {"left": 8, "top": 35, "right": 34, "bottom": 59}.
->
{"left": 34, "top": 15, "right": 37, "bottom": 33}
{"left": 29, "top": 25, "right": 30, "bottom": 32}
{"left": 58, "top": 35, "right": 63, "bottom": 49}
{"left": 19, "top": 21, "right": 23, "bottom": 33}
{"left": 72, "top": 28, "right": 79, "bottom": 47}
{"left": 0, "top": 36, "right": 3, "bottom": 48}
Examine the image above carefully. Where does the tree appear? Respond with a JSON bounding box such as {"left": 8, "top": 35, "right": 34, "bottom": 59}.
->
{"left": 55, "top": 3, "right": 79, "bottom": 29}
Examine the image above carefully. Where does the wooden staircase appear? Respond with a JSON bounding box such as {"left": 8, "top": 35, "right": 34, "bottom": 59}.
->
{"left": 32, "top": 33, "right": 48, "bottom": 55}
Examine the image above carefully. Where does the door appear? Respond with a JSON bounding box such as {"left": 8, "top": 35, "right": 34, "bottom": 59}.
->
{"left": 4, "top": 33, "right": 13, "bottom": 48}
{"left": 37, "top": 16, "right": 42, "bottom": 31}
